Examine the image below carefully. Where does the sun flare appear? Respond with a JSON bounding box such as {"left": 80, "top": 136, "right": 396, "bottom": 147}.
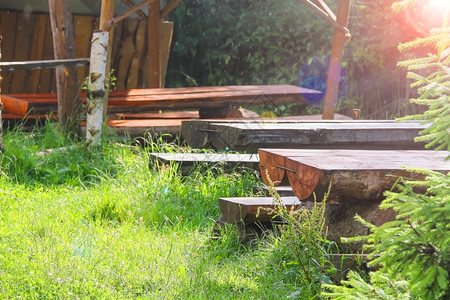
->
{"left": 428, "top": 0, "right": 450, "bottom": 11}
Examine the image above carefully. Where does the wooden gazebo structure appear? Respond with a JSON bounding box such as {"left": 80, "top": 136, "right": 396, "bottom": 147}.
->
{"left": 0, "top": 0, "right": 351, "bottom": 145}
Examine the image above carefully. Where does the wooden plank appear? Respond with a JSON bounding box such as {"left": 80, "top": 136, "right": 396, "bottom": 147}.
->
{"left": 122, "top": 0, "right": 147, "bottom": 19}
{"left": 258, "top": 149, "right": 450, "bottom": 202}
{"left": 207, "top": 121, "right": 430, "bottom": 152}
{"left": 252, "top": 185, "right": 295, "bottom": 197}
{"left": 2, "top": 84, "right": 320, "bottom": 116}
{"left": 0, "top": 58, "right": 90, "bottom": 71}
{"left": 150, "top": 153, "right": 260, "bottom": 175}
{"left": 116, "top": 19, "right": 139, "bottom": 90}
{"left": 38, "top": 17, "right": 55, "bottom": 93}
{"left": 148, "top": 0, "right": 161, "bottom": 87}
{"left": 0, "top": 11, "right": 18, "bottom": 93}
{"left": 127, "top": 20, "right": 147, "bottom": 89}
{"left": 160, "top": 0, "right": 183, "bottom": 19}
{"left": 74, "top": 15, "right": 95, "bottom": 85}
{"left": 9, "top": 13, "right": 34, "bottom": 93}
{"left": 219, "top": 196, "right": 302, "bottom": 223}
{"left": 159, "top": 21, "right": 173, "bottom": 87}
{"left": 26, "top": 14, "right": 47, "bottom": 93}
{"left": 111, "top": 111, "right": 199, "bottom": 119}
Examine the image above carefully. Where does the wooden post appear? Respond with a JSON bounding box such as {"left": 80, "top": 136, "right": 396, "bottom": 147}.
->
{"left": 148, "top": 0, "right": 161, "bottom": 87}
{"left": 99, "top": 0, "right": 115, "bottom": 120}
{"left": 322, "top": 0, "right": 351, "bottom": 120}
{"left": 86, "top": 31, "right": 109, "bottom": 147}
{"left": 48, "top": 0, "right": 80, "bottom": 133}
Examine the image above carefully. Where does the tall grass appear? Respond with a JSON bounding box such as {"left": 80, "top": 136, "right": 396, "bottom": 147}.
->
{"left": 0, "top": 123, "right": 335, "bottom": 298}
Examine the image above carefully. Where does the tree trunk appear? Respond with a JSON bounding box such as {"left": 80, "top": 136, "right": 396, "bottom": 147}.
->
{"left": 86, "top": 31, "right": 109, "bottom": 147}
{"left": 48, "top": 0, "right": 79, "bottom": 134}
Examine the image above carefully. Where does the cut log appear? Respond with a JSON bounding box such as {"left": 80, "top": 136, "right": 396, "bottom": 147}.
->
{"left": 181, "top": 116, "right": 353, "bottom": 149}
{"left": 219, "top": 196, "right": 302, "bottom": 223}
{"left": 150, "top": 152, "right": 259, "bottom": 175}
{"left": 259, "top": 149, "right": 450, "bottom": 202}
{"left": 226, "top": 108, "right": 260, "bottom": 118}
{"left": 252, "top": 186, "right": 295, "bottom": 197}
{"left": 208, "top": 121, "right": 429, "bottom": 152}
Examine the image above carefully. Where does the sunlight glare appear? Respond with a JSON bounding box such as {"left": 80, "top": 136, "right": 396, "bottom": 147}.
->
{"left": 428, "top": 0, "right": 450, "bottom": 11}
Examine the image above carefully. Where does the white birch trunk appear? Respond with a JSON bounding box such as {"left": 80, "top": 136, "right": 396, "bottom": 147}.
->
{"left": 86, "top": 31, "right": 109, "bottom": 147}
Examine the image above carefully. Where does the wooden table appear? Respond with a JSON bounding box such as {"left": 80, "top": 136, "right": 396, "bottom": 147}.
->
{"left": 259, "top": 149, "right": 450, "bottom": 201}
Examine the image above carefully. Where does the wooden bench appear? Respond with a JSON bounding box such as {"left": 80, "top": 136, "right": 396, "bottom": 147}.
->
{"left": 182, "top": 120, "right": 429, "bottom": 151}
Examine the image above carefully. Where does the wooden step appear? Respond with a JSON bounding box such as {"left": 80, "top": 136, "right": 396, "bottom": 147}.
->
{"left": 181, "top": 116, "right": 357, "bottom": 149}
{"left": 259, "top": 149, "right": 450, "bottom": 202}
{"left": 187, "top": 121, "right": 430, "bottom": 152}
{"left": 218, "top": 196, "right": 302, "bottom": 223}
{"left": 150, "top": 153, "right": 260, "bottom": 175}
{"left": 252, "top": 185, "right": 295, "bottom": 197}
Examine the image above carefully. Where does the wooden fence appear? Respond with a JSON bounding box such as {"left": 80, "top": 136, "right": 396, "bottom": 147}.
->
{"left": 0, "top": 10, "right": 169, "bottom": 94}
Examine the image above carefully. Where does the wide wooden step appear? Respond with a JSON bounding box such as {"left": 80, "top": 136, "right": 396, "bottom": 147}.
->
{"left": 218, "top": 196, "right": 302, "bottom": 223}
{"left": 259, "top": 149, "right": 450, "bottom": 202}
{"left": 182, "top": 120, "right": 429, "bottom": 151}
{"left": 150, "top": 153, "right": 259, "bottom": 175}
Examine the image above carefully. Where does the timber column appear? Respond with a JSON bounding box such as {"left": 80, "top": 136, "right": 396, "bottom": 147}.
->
{"left": 48, "top": 0, "right": 79, "bottom": 133}
{"left": 99, "top": 0, "right": 115, "bottom": 119}
{"left": 322, "top": 0, "right": 351, "bottom": 120}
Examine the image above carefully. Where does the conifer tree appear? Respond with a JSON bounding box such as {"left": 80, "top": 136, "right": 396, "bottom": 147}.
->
{"left": 322, "top": 1, "right": 449, "bottom": 299}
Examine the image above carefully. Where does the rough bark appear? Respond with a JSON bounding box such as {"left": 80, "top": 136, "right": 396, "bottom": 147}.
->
{"left": 48, "top": 0, "right": 79, "bottom": 134}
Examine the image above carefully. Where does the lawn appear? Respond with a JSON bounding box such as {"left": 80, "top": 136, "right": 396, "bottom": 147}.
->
{"left": 0, "top": 124, "right": 312, "bottom": 299}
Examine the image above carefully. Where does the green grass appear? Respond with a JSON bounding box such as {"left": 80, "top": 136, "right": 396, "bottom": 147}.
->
{"left": 0, "top": 124, "right": 329, "bottom": 299}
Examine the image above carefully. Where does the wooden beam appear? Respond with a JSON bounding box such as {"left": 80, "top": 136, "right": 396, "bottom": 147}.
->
{"left": 322, "top": 0, "right": 351, "bottom": 120}
{"left": 160, "top": 0, "right": 183, "bottom": 19}
{"left": 105, "top": 0, "right": 154, "bottom": 29}
{"left": 148, "top": 0, "right": 161, "bottom": 87}
{"left": 48, "top": 0, "right": 80, "bottom": 133}
{"left": 313, "top": 0, "right": 336, "bottom": 20}
{"left": 99, "top": 0, "right": 115, "bottom": 121}
{"left": 0, "top": 58, "right": 89, "bottom": 71}
{"left": 122, "top": 0, "right": 147, "bottom": 19}
{"left": 299, "top": 0, "right": 350, "bottom": 37}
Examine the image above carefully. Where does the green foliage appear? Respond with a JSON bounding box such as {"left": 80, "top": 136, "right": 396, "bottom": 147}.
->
{"left": 324, "top": 171, "right": 450, "bottom": 299}
{"left": 322, "top": 270, "right": 411, "bottom": 299}
{"left": 322, "top": 2, "right": 450, "bottom": 298}
{"left": 167, "top": 0, "right": 425, "bottom": 119}
{"left": 397, "top": 27, "right": 450, "bottom": 152}
{"left": 167, "top": 0, "right": 331, "bottom": 87}
{"left": 0, "top": 122, "right": 123, "bottom": 186}
{"left": 263, "top": 174, "right": 337, "bottom": 298}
